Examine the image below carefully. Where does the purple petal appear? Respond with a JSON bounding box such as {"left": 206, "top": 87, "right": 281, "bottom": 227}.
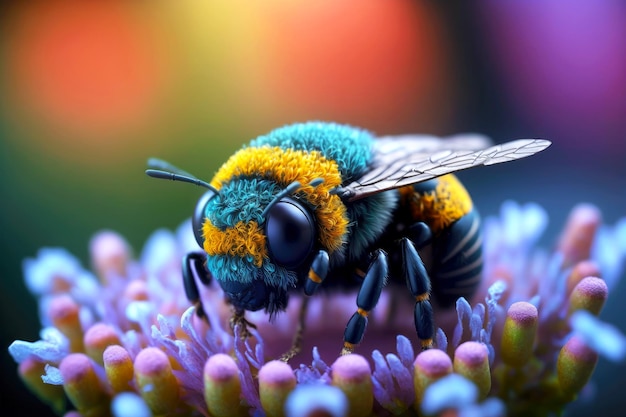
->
{"left": 470, "top": 304, "right": 485, "bottom": 341}
{"left": 435, "top": 328, "right": 448, "bottom": 352}
{"left": 453, "top": 297, "right": 472, "bottom": 348}
{"left": 311, "top": 346, "right": 330, "bottom": 375}
{"left": 386, "top": 352, "right": 414, "bottom": 405}
{"left": 484, "top": 280, "right": 506, "bottom": 342}
{"left": 371, "top": 350, "right": 393, "bottom": 405}
{"left": 396, "top": 335, "right": 414, "bottom": 369}
{"left": 8, "top": 334, "right": 69, "bottom": 364}
{"left": 41, "top": 364, "right": 63, "bottom": 385}
{"left": 234, "top": 325, "right": 261, "bottom": 410}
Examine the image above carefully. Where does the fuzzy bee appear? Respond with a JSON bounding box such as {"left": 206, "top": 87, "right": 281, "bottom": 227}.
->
{"left": 146, "top": 122, "right": 550, "bottom": 359}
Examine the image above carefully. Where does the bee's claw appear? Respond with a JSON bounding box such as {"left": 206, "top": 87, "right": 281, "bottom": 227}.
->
{"left": 230, "top": 309, "right": 257, "bottom": 339}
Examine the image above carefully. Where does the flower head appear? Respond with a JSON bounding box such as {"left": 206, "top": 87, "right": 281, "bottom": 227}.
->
{"left": 8, "top": 202, "right": 626, "bottom": 416}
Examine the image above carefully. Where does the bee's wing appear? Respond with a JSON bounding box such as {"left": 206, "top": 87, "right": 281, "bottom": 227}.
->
{"left": 340, "top": 135, "right": 551, "bottom": 202}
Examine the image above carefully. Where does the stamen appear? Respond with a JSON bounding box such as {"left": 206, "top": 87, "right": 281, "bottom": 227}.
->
{"left": 259, "top": 360, "right": 297, "bottom": 417}
{"left": 103, "top": 345, "right": 134, "bottom": 393}
{"left": 204, "top": 353, "right": 245, "bottom": 417}
{"left": 331, "top": 354, "right": 373, "bottom": 417}
{"left": 501, "top": 302, "right": 538, "bottom": 368}
{"left": 134, "top": 347, "right": 182, "bottom": 415}
{"left": 84, "top": 323, "right": 121, "bottom": 365}
{"left": 59, "top": 353, "right": 110, "bottom": 416}
{"left": 453, "top": 342, "right": 491, "bottom": 400}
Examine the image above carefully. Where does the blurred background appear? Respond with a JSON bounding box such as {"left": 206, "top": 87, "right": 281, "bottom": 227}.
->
{"left": 1, "top": 1, "right": 624, "bottom": 415}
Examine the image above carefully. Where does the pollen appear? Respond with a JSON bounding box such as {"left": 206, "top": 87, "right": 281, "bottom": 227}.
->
{"left": 203, "top": 220, "right": 268, "bottom": 267}
{"left": 402, "top": 174, "right": 473, "bottom": 233}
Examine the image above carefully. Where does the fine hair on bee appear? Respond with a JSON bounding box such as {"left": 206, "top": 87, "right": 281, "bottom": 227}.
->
{"left": 146, "top": 121, "right": 551, "bottom": 361}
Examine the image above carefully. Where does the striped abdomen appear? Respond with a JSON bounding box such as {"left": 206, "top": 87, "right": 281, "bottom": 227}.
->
{"left": 398, "top": 174, "right": 482, "bottom": 306}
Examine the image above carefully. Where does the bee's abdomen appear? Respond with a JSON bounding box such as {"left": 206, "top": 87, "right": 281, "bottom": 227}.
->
{"left": 430, "top": 210, "right": 482, "bottom": 307}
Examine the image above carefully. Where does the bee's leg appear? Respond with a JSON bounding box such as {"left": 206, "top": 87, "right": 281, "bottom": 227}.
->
{"left": 400, "top": 237, "right": 434, "bottom": 350}
{"left": 280, "top": 296, "right": 310, "bottom": 362}
{"left": 385, "top": 222, "right": 433, "bottom": 325}
{"left": 408, "top": 221, "right": 433, "bottom": 248}
{"left": 342, "top": 249, "right": 388, "bottom": 355}
{"left": 304, "top": 250, "right": 330, "bottom": 296}
{"left": 183, "top": 252, "right": 212, "bottom": 319}
{"left": 280, "top": 250, "right": 329, "bottom": 362}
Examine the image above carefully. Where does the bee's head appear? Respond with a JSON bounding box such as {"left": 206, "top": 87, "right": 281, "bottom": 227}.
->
{"left": 196, "top": 178, "right": 318, "bottom": 317}
{"left": 146, "top": 143, "right": 351, "bottom": 317}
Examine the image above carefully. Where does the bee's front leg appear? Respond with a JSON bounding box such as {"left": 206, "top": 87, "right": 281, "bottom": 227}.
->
{"left": 182, "top": 252, "right": 212, "bottom": 319}
{"left": 280, "top": 250, "right": 329, "bottom": 362}
{"left": 342, "top": 249, "right": 388, "bottom": 355}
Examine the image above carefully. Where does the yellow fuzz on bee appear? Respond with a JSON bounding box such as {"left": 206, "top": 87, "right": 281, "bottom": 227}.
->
{"left": 399, "top": 174, "right": 473, "bottom": 233}
{"left": 203, "top": 221, "right": 268, "bottom": 267}
{"left": 209, "top": 146, "right": 349, "bottom": 254}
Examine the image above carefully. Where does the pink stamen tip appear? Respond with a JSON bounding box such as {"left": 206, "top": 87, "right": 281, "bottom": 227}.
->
{"left": 103, "top": 345, "right": 130, "bottom": 365}
{"left": 90, "top": 230, "right": 129, "bottom": 259}
{"left": 331, "top": 354, "right": 371, "bottom": 381}
{"left": 258, "top": 360, "right": 295, "bottom": 386}
{"left": 575, "top": 277, "right": 608, "bottom": 299}
{"left": 134, "top": 347, "right": 170, "bottom": 376}
{"left": 414, "top": 349, "right": 452, "bottom": 376}
{"left": 563, "top": 336, "right": 597, "bottom": 363}
{"left": 455, "top": 342, "right": 488, "bottom": 367}
{"left": 59, "top": 353, "right": 93, "bottom": 383}
{"left": 48, "top": 295, "right": 79, "bottom": 321}
{"left": 507, "top": 302, "right": 538, "bottom": 326}
{"left": 570, "top": 204, "right": 602, "bottom": 225}
{"left": 204, "top": 353, "right": 238, "bottom": 382}
{"left": 123, "top": 280, "right": 149, "bottom": 300}
{"left": 84, "top": 323, "right": 119, "bottom": 347}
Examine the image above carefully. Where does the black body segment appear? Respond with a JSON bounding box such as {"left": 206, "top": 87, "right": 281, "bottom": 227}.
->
{"left": 414, "top": 301, "right": 434, "bottom": 343}
{"left": 400, "top": 237, "right": 435, "bottom": 348}
{"left": 430, "top": 210, "right": 482, "bottom": 307}
{"left": 356, "top": 250, "right": 388, "bottom": 311}
{"left": 344, "top": 313, "right": 367, "bottom": 345}
{"left": 342, "top": 249, "right": 388, "bottom": 354}
{"left": 407, "top": 221, "right": 433, "bottom": 248}
{"left": 400, "top": 237, "right": 430, "bottom": 297}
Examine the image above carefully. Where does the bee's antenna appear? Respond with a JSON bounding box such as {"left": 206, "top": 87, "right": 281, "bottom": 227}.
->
{"left": 261, "top": 178, "right": 324, "bottom": 220}
{"left": 262, "top": 181, "right": 302, "bottom": 219}
{"left": 147, "top": 158, "right": 197, "bottom": 179}
{"left": 146, "top": 159, "right": 220, "bottom": 194}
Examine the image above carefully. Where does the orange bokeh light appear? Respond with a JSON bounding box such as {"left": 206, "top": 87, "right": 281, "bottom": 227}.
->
{"left": 3, "top": 2, "right": 172, "bottom": 153}
{"left": 260, "top": 0, "right": 451, "bottom": 132}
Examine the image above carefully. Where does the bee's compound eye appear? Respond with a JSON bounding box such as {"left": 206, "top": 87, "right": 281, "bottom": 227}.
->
{"left": 192, "top": 190, "right": 216, "bottom": 248}
{"left": 265, "top": 199, "right": 315, "bottom": 268}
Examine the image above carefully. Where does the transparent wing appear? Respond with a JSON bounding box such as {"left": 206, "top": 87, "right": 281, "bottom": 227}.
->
{"left": 340, "top": 136, "right": 551, "bottom": 202}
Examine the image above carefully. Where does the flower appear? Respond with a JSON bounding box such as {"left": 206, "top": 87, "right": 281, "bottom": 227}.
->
{"left": 8, "top": 202, "right": 626, "bottom": 417}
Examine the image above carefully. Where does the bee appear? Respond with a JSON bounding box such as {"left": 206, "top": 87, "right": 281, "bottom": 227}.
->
{"left": 146, "top": 122, "right": 550, "bottom": 359}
